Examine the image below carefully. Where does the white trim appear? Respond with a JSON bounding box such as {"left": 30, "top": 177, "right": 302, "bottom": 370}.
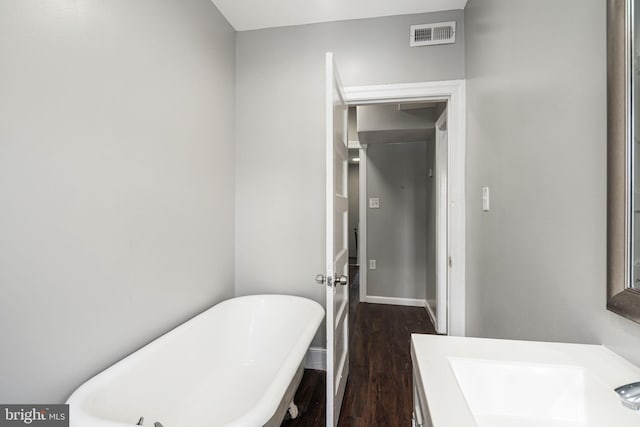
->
{"left": 447, "top": 81, "right": 466, "bottom": 338}
{"left": 348, "top": 140, "right": 362, "bottom": 149}
{"left": 344, "top": 80, "right": 464, "bottom": 105}
{"left": 366, "top": 296, "right": 427, "bottom": 307}
{"left": 434, "top": 108, "right": 448, "bottom": 335}
{"left": 424, "top": 300, "right": 437, "bottom": 329}
{"left": 358, "top": 145, "right": 367, "bottom": 303}
{"left": 305, "top": 347, "right": 327, "bottom": 371}
{"left": 344, "top": 80, "right": 466, "bottom": 337}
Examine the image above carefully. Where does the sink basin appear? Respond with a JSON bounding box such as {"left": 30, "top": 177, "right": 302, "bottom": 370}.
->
{"left": 448, "top": 358, "right": 587, "bottom": 427}
{"left": 412, "top": 335, "right": 640, "bottom": 427}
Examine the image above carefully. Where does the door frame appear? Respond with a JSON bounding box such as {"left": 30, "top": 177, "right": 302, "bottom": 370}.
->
{"left": 434, "top": 107, "right": 449, "bottom": 335}
{"left": 344, "top": 80, "right": 466, "bottom": 336}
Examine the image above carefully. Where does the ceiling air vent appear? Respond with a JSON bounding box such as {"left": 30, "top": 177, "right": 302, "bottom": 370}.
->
{"left": 410, "top": 22, "right": 456, "bottom": 47}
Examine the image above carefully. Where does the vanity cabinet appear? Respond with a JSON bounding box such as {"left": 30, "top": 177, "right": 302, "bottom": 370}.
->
{"left": 411, "top": 343, "right": 432, "bottom": 427}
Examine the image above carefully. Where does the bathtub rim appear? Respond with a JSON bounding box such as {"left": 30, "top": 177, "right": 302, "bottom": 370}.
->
{"left": 66, "top": 294, "right": 325, "bottom": 427}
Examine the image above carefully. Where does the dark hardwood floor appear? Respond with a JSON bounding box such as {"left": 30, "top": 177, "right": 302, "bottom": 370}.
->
{"left": 282, "top": 266, "right": 435, "bottom": 427}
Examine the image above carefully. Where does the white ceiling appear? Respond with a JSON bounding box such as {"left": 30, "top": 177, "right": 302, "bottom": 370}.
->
{"left": 211, "top": 0, "right": 468, "bottom": 31}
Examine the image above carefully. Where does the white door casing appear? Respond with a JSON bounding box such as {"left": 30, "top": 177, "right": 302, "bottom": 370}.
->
{"left": 344, "top": 80, "right": 466, "bottom": 337}
{"left": 324, "top": 52, "right": 349, "bottom": 427}
{"left": 435, "top": 108, "right": 449, "bottom": 335}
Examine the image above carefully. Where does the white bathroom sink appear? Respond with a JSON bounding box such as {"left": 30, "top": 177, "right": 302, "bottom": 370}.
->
{"left": 411, "top": 335, "right": 640, "bottom": 427}
{"left": 448, "top": 358, "right": 586, "bottom": 427}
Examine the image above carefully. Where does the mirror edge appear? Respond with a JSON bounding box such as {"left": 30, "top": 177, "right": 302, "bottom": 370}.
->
{"left": 607, "top": 0, "right": 640, "bottom": 323}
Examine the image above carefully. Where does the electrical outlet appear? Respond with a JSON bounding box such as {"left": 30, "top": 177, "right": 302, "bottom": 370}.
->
{"left": 369, "top": 259, "right": 377, "bottom": 270}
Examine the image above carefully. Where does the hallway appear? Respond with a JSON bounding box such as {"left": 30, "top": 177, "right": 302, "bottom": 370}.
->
{"left": 282, "top": 290, "right": 435, "bottom": 426}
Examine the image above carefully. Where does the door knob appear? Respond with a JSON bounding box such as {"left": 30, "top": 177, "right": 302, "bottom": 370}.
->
{"left": 316, "top": 274, "right": 347, "bottom": 286}
{"left": 335, "top": 275, "right": 348, "bottom": 286}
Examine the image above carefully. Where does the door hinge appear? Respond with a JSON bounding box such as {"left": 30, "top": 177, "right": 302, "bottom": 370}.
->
{"left": 448, "top": 256, "right": 452, "bottom": 267}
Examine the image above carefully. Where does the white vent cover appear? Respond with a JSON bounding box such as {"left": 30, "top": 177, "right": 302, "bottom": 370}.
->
{"left": 410, "top": 22, "right": 456, "bottom": 47}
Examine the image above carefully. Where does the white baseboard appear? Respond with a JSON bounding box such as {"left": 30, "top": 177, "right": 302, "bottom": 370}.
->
{"left": 365, "top": 296, "right": 427, "bottom": 307}
{"left": 424, "top": 299, "right": 437, "bottom": 327}
{"left": 305, "top": 347, "right": 326, "bottom": 371}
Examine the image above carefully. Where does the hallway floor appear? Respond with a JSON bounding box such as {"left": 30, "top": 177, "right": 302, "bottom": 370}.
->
{"left": 282, "top": 274, "right": 435, "bottom": 426}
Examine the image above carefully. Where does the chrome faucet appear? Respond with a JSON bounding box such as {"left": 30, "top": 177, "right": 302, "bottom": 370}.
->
{"left": 615, "top": 382, "right": 640, "bottom": 410}
{"left": 135, "top": 417, "right": 164, "bottom": 427}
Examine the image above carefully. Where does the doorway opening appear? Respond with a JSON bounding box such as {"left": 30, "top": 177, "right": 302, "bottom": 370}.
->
{"left": 344, "top": 87, "right": 464, "bottom": 339}
{"left": 347, "top": 101, "right": 448, "bottom": 335}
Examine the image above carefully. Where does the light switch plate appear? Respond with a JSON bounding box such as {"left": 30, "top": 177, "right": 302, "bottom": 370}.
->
{"left": 482, "top": 187, "right": 490, "bottom": 211}
{"left": 369, "top": 259, "right": 377, "bottom": 270}
{"left": 369, "top": 197, "right": 380, "bottom": 209}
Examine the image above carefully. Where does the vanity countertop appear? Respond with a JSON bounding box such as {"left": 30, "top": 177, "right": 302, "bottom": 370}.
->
{"left": 411, "top": 334, "right": 640, "bottom": 427}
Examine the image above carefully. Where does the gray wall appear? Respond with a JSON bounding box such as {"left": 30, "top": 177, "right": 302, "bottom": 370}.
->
{"left": 464, "top": 0, "right": 640, "bottom": 365}
{"left": 0, "top": 0, "right": 236, "bottom": 402}
{"left": 235, "top": 10, "right": 465, "bottom": 346}
{"left": 348, "top": 107, "right": 359, "bottom": 143}
{"left": 348, "top": 163, "right": 360, "bottom": 259}
{"left": 357, "top": 104, "right": 436, "bottom": 131}
{"left": 366, "top": 142, "right": 428, "bottom": 300}
{"left": 357, "top": 104, "right": 436, "bottom": 145}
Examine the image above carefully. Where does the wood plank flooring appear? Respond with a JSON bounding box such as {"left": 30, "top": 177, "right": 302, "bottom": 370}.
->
{"left": 282, "top": 275, "right": 435, "bottom": 427}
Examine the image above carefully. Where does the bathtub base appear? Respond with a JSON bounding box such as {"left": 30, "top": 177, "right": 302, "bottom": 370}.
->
{"left": 288, "top": 402, "right": 299, "bottom": 419}
{"left": 264, "top": 361, "right": 305, "bottom": 427}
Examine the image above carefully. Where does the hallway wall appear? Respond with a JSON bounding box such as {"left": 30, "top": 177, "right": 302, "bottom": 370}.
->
{"left": 366, "top": 142, "right": 429, "bottom": 302}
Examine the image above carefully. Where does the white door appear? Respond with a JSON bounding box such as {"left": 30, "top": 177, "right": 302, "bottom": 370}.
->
{"left": 435, "top": 108, "right": 449, "bottom": 335}
{"left": 324, "top": 52, "right": 349, "bottom": 427}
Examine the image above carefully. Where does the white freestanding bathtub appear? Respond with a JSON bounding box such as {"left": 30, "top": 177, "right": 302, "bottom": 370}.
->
{"left": 66, "top": 295, "right": 325, "bottom": 427}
